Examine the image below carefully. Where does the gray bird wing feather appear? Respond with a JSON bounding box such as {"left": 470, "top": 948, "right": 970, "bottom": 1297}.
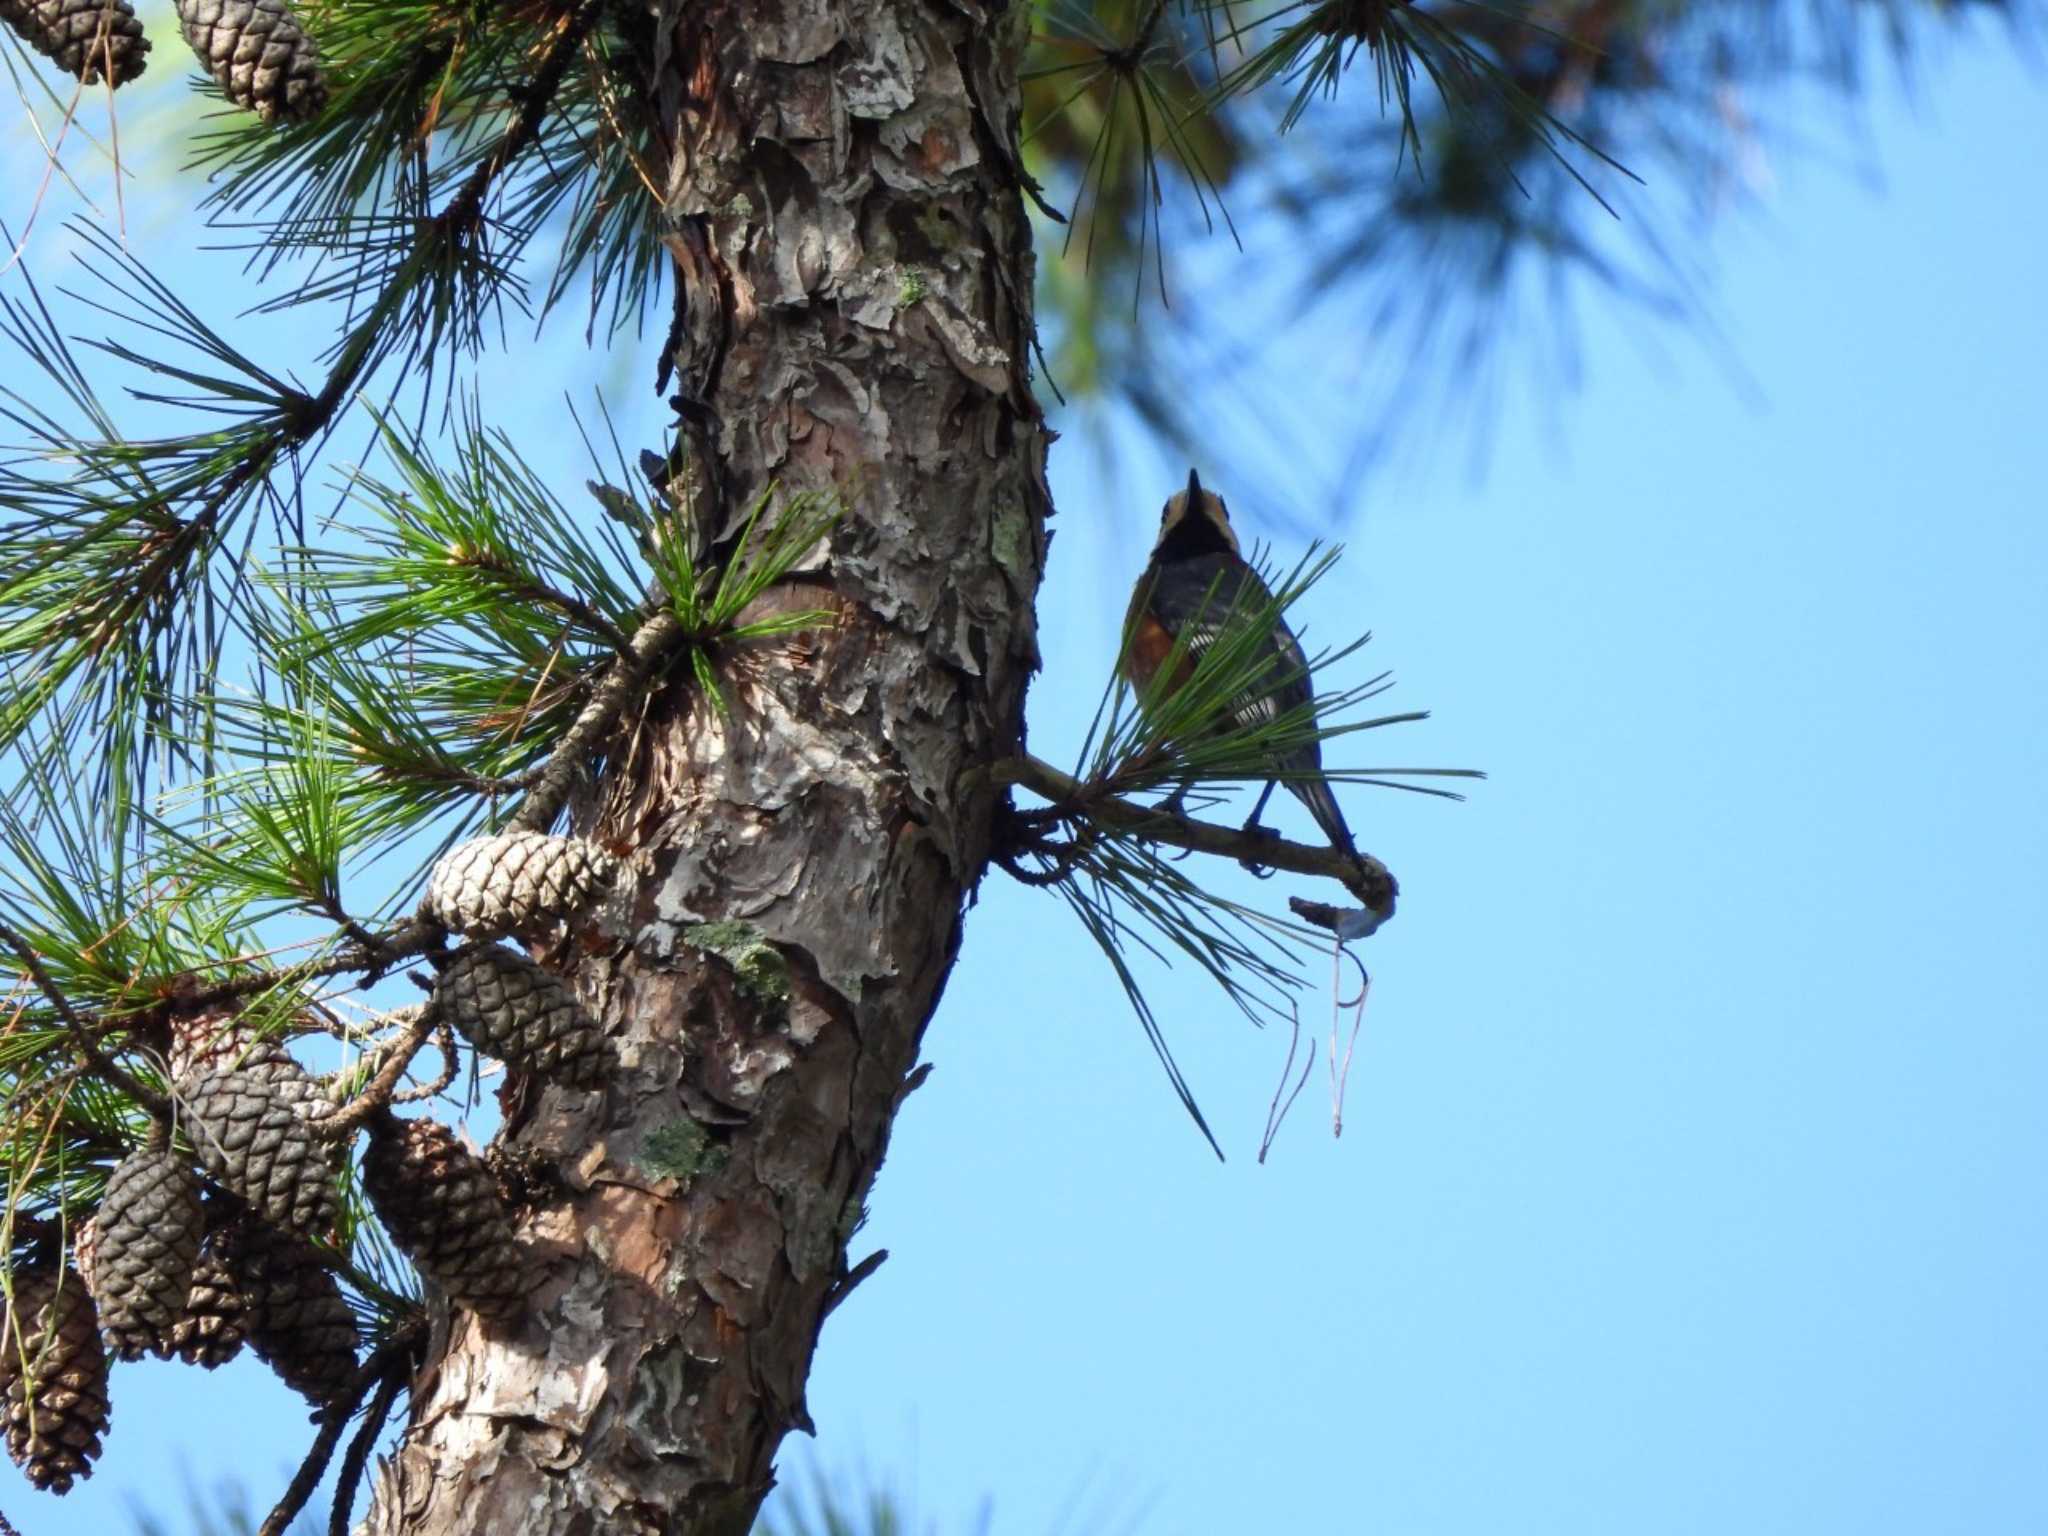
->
{"left": 1149, "top": 555, "right": 1358, "bottom": 857}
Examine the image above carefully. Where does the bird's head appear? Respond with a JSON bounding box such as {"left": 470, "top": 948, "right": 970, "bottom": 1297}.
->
{"left": 1155, "top": 468, "right": 1240, "bottom": 558}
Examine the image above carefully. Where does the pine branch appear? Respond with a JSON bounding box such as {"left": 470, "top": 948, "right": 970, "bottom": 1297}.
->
{"left": 995, "top": 753, "right": 1397, "bottom": 917}
{"left": 509, "top": 607, "right": 686, "bottom": 834}
{"left": 174, "top": 918, "right": 445, "bottom": 1018}
{"left": 438, "top": 1, "right": 608, "bottom": 241}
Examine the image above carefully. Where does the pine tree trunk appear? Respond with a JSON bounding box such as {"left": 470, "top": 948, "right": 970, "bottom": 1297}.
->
{"left": 361, "top": 4, "right": 1046, "bottom": 1532}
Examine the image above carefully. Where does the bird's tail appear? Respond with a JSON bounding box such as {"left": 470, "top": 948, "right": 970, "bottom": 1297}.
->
{"left": 1287, "top": 773, "right": 1358, "bottom": 863}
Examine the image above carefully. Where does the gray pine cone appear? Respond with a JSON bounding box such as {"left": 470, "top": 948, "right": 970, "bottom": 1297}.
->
{"left": 362, "top": 1116, "right": 524, "bottom": 1323}
{"left": 422, "top": 832, "right": 619, "bottom": 941}
{"left": 89, "top": 1147, "right": 204, "bottom": 1361}
{"left": 1, "top": 1269, "right": 108, "bottom": 1495}
{"left": 174, "top": 0, "right": 326, "bottom": 123}
{"left": 183, "top": 1070, "right": 341, "bottom": 1240}
{"left": 0, "top": 0, "right": 149, "bottom": 85}
{"left": 215, "top": 1219, "right": 356, "bottom": 1405}
{"left": 164, "top": 1246, "right": 245, "bottom": 1368}
{"left": 169, "top": 1009, "right": 321, "bottom": 1109}
{"left": 433, "top": 945, "right": 607, "bottom": 1090}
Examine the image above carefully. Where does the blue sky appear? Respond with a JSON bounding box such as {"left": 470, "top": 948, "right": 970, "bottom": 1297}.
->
{"left": 4, "top": 19, "right": 2046, "bottom": 1536}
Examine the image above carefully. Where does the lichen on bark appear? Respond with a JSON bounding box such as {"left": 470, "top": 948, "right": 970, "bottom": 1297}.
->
{"left": 683, "top": 921, "right": 792, "bottom": 1019}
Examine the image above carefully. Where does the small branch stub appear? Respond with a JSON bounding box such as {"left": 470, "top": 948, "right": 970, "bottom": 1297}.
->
{"left": 1288, "top": 895, "right": 1390, "bottom": 942}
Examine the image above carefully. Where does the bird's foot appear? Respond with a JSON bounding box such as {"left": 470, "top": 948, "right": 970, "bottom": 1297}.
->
{"left": 1156, "top": 785, "right": 1196, "bottom": 861}
{"left": 1237, "top": 816, "right": 1281, "bottom": 879}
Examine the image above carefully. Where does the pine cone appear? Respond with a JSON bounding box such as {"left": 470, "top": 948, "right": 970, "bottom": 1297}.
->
{"left": 422, "top": 833, "right": 619, "bottom": 941}
{"left": 433, "top": 946, "right": 607, "bottom": 1090}
{"left": 169, "top": 1009, "right": 321, "bottom": 1109}
{"left": 362, "top": 1116, "right": 524, "bottom": 1323}
{"left": 173, "top": 0, "right": 326, "bottom": 123}
{"left": 215, "top": 1219, "right": 356, "bottom": 1405}
{"left": 0, "top": 0, "right": 149, "bottom": 85}
{"left": 1, "top": 1269, "right": 108, "bottom": 1494}
{"left": 163, "top": 1246, "right": 245, "bottom": 1369}
{"left": 69, "top": 1216, "right": 99, "bottom": 1297}
{"left": 89, "top": 1147, "right": 204, "bottom": 1361}
{"left": 182, "top": 1070, "right": 341, "bottom": 1240}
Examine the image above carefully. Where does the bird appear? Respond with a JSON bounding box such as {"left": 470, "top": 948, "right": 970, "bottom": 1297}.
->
{"left": 1121, "top": 468, "right": 1360, "bottom": 868}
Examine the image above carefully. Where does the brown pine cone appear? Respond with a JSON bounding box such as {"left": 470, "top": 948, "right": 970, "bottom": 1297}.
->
{"left": 214, "top": 1219, "right": 356, "bottom": 1406}
{"left": 182, "top": 1070, "right": 341, "bottom": 1240}
{"left": 173, "top": 0, "right": 326, "bottom": 123}
{"left": 422, "top": 832, "right": 619, "bottom": 941}
{"left": 1, "top": 1268, "right": 109, "bottom": 1494}
{"left": 88, "top": 1147, "right": 204, "bottom": 1360}
{"left": 163, "top": 1246, "right": 246, "bottom": 1368}
{"left": 69, "top": 1216, "right": 99, "bottom": 1297}
{"left": 363, "top": 1116, "right": 524, "bottom": 1323}
{"left": 433, "top": 945, "right": 607, "bottom": 1090}
{"left": 0, "top": 0, "right": 149, "bottom": 86}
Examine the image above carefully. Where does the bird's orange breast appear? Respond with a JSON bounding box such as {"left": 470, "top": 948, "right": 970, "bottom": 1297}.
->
{"left": 1122, "top": 583, "right": 1195, "bottom": 696}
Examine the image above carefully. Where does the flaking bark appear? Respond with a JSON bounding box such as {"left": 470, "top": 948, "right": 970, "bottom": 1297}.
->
{"left": 361, "top": 2, "right": 1047, "bottom": 1532}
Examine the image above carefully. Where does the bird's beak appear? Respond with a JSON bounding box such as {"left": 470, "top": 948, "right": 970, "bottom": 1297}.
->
{"left": 1186, "top": 468, "right": 1203, "bottom": 502}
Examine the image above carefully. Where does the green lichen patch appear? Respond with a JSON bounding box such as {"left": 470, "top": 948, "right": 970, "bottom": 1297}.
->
{"left": 897, "top": 267, "right": 929, "bottom": 307}
{"left": 642, "top": 1118, "right": 728, "bottom": 1183}
{"left": 684, "top": 920, "right": 791, "bottom": 1019}
{"left": 913, "top": 202, "right": 961, "bottom": 254}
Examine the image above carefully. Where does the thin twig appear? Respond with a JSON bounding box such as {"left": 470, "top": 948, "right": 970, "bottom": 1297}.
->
{"left": 992, "top": 754, "right": 1398, "bottom": 917}
{"left": 318, "top": 1007, "right": 439, "bottom": 1139}
{"left": 258, "top": 1321, "right": 423, "bottom": 1536}
{"left": 179, "top": 918, "right": 445, "bottom": 1014}
{"left": 93, "top": 0, "right": 608, "bottom": 655}
{"left": 0, "top": 920, "right": 170, "bottom": 1118}
{"left": 329, "top": 1358, "right": 410, "bottom": 1536}
{"left": 820, "top": 1249, "right": 889, "bottom": 1322}
{"left": 1121, "top": 0, "right": 1175, "bottom": 64}
{"left": 393, "top": 1015, "right": 461, "bottom": 1105}
{"left": 436, "top": 0, "right": 606, "bottom": 238}
{"left": 319, "top": 895, "right": 395, "bottom": 966}
{"left": 452, "top": 550, "right": 634, "bottom": 654}
{"left": 259, "top": 1387, "right": 362, "bottom": 1536}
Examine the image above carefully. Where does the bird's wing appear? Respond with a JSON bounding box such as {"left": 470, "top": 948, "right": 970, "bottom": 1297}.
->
{"left": 1160, "top": 563, "right": 1314, "bottom": 736}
